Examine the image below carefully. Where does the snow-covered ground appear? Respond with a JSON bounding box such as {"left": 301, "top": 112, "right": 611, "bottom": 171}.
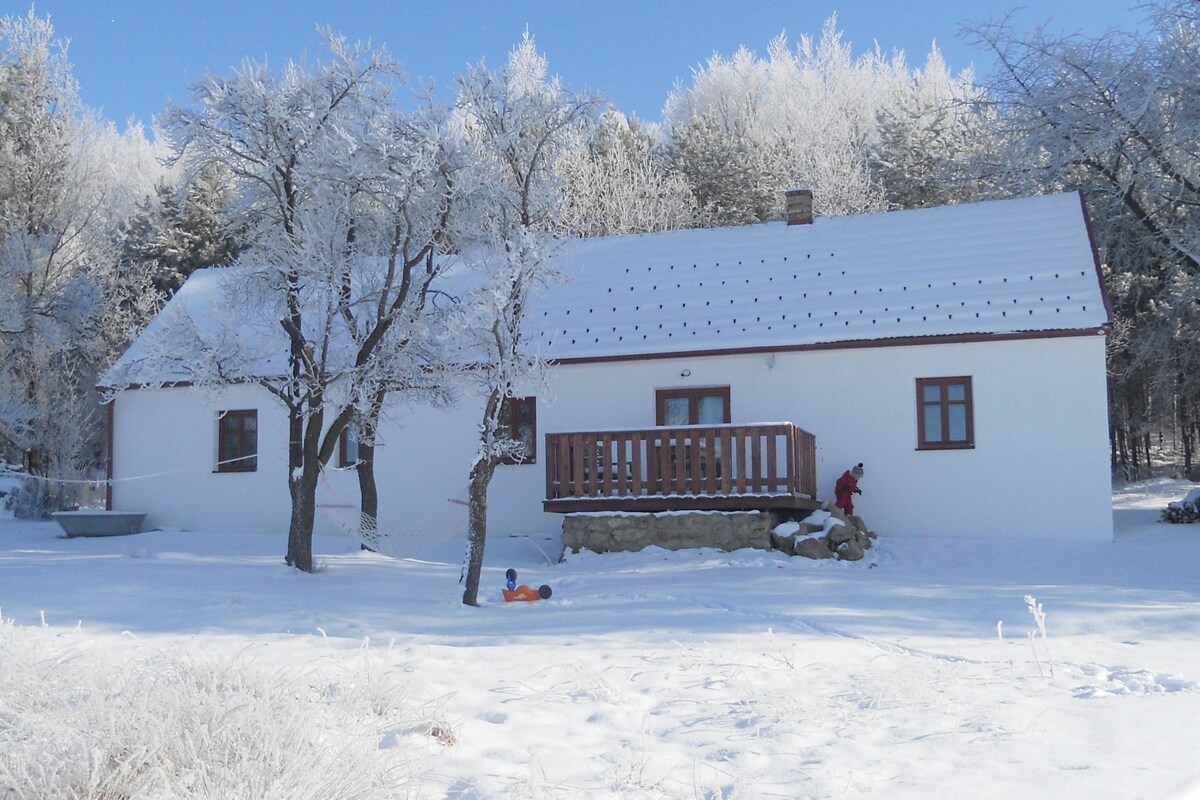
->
{"left": 3, "top": 479, "right": 1199, "bottom": 799}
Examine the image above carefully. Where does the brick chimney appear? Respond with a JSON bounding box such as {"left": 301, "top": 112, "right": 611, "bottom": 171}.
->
{"left": 785, "top": 188, "right": 814, "bottom": 226}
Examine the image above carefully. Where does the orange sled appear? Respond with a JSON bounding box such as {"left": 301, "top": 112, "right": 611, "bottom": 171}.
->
{"left": 503, "top": 584, "right": 552, "bottom": 602}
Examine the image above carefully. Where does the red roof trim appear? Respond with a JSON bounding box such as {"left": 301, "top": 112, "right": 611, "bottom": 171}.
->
{"left": 548, "top": 327, "right": 1108, "bottom": 367}
{"left": 106, "top": 329, "right": 1108, "bottom": 388}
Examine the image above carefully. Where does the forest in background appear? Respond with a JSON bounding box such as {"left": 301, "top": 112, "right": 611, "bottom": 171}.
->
{"left": 2, "top": 2, "right": 1197, "bottom": 515}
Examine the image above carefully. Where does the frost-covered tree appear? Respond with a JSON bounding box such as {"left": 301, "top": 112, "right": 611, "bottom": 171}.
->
{"left": 668, "top": 112, "right": 777, "bottom": 226}
{"left": 557, "top": 109, "right": 700, "bottom": 237}
{"left": 969, "top": 2, "right": 1200, "bottom": 476}
{"left": 144, "top": 33, "right": 458, "bottom": 571}
{"left": 337, "top": 99, "right": 464, "bottom": 546}
{"left": 0, "top": 10, "right": 161, "bottom": 504}
{"left": 453, "top": 32, "right": 599, "bottom": 606}
{"left": 869, "top": 47, "right": 995, "bottom": 209}
{"left": 120, "top": 163, "right": 246, "bottom": 300}
{"left": 663, "top": 19, "right": 895, "bottom": 225}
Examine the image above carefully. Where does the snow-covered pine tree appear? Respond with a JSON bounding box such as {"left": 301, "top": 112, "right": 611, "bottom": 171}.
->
{"left": 869, "top": 47, "right": 995, "bottom": 209}
{"left": 119, "top": 163, "right": 246, "bottom": 301}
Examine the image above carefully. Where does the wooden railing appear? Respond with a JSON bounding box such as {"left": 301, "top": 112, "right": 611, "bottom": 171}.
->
{"left": 544, "top": 422, "right": 816, "bottom": 503}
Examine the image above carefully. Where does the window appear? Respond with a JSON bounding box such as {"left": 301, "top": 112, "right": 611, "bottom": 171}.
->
{"left": 217, "top": 410, "right": 258, "bottom": 472}
{"left": 916, "top": 377, "right": 974, "bottom": 450}
{"left": 339, "top": 426, "right": 359, "bottom": 468}
{"left": 656, "top": 387, "right": 731, "bottom": 426}
{"left": 499, "top": 397, "right": 537, "bottom": 464}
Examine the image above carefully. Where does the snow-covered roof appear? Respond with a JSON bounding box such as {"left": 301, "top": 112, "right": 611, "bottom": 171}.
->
{"left": 532, "top": 191, "right": 1109, "bottom": 362}
{"left": 105, "top": 191, "right": 1108, "bottom": 387}
{"left": 103, "top": 265, "right": 293, "bottom": 386}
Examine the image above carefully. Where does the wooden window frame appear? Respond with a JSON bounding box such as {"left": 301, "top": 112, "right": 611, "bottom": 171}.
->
{"left": 499, "top": 396, "right": 537, "bottom": 465}
{"left": 655, "top": 386, "right": 732, "bottom": 426}
{"left": 216, "top": 409, "right": 258, "bottom": 472}
{"left": 916, "top": 376, "right": 974, "bottom": 450}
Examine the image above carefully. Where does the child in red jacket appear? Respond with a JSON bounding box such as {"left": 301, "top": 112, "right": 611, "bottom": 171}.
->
{"left": 835, "top": 463, "right": 864, "bottom": 515}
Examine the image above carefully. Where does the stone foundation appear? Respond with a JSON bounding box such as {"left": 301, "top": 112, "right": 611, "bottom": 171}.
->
{"left": 561, "top": 505, "right": 878, "bottom": 561}
{"left": 562, "top": 510, "right": 790, "bottom": 554}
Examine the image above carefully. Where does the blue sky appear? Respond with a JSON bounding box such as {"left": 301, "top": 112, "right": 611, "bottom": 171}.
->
{"left": 19, "top": 1, "right": 1146, "bottom": 129}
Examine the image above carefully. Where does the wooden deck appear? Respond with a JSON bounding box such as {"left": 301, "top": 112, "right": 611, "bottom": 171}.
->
{"left": 543, "top": 422, "right": 821, "bottom": 513}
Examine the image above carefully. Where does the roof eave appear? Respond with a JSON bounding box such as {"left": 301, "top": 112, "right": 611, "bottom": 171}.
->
{"left": 547, "top": 326, "right": 1109, "bottom": 367}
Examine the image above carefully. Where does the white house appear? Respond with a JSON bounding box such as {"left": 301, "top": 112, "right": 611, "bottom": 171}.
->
{"left": 104, "top": 191, "right": 1115, "bottom": 543}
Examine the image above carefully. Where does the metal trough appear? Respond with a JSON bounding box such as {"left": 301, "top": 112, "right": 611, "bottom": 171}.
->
{"left": 52, "top": 511, "right": 146, "bottom": 537}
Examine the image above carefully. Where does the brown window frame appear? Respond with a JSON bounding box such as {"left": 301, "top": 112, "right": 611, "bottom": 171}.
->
{"left": 216, "top": 409, "right": 258, "bottom": 472}
{"left": 655, "top": 386, "right": 732, "bottom": 426}
{"left": 916, "top": 376, "right": 974, "bottom": 450}
{"left": 499, "top": 396, "right": 537, "bottom": 465}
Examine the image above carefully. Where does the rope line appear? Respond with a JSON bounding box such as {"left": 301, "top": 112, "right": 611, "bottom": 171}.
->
{"left": 4, "top": 455, "right": 468, "bottom": 559}
{"left": 0, "top": 454, "right": 262, "bottom": 487}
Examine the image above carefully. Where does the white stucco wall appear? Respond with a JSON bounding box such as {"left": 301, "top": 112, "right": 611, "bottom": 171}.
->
{"left": 111, "top": 333, "right": 1114, "bottom": 542}
{"left": 111, "top": 383, "right": 295, "bottom": 535}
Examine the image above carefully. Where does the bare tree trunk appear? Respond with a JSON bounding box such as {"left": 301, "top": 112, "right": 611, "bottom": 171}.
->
{"left": 287, "top": 466, "right": 319, "bottom": 572}
{"left": 286, "top": 409, "right": 305, "bottom": 567}
{"left": 1188, "top": 421, "right": 1198, "bottom": 478}
{"left": 462, "top": 389, "right": 507, "bottom": 606}
{"left": 355, "top": 390, "right": 388, "bottom": 551}
{"left": 286, "top": 407, "right": 324, "bottom": 572}
{"left": 357, "top": 439, "right": 378, "bottom": 551}
{"left": 1129, "top": 429, "right": 1138, "bottom": 476}
{"left": 1179, "top": 385, "right": 1193, "bottom": 476}
{"left": 462, "top": 456, "right": 496, "bottom": 606}
{"left": 1118, "top": 425, "right": 1130, "bottom": 479}
{"left": 1109, "top": 425, "right": 1118, "bottom": 474}
{"left": 1108, "top": 381, "right": 1119, "bottom": 475}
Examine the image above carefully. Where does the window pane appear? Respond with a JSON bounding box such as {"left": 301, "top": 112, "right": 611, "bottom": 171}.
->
{"left": 948, "top": 404, "right": 967, "bottom": 441}
{"left": 344, "top": 429, "right": 358, "bottom": 464}
{"left": 498, "top": 398, "right": 535, "bottom": 464}
{"left": 662, "top": 397, "right": 689, "bottom": 426}
{"left": 917, "top": 378, "right": 972, "bottom": 450}
{"left": 517, "top": 422, "right": 535, "bottom": 456}
{"left": 923, "top": 405, "right": 942, "bottom": 442}
{"left": 697, "top": 395, "right": 726, "bottom": 424}
{"left": 218, "top": 411, "right": 257, "bottom": 471}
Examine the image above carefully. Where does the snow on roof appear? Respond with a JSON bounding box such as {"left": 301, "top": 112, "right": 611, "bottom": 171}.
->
{"left": 106, "top": 191, "right": 1108, "bottom": 386}
{"left": 532, "top": 191, "right": 1109, "bottom": 361}
{"left": 103, "top": 265, "right": 293, "bottom": 386}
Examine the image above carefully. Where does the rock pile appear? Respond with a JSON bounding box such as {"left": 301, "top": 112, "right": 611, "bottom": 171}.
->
{"left": 769, "top": 506, "right": 876, "bottom": 561}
